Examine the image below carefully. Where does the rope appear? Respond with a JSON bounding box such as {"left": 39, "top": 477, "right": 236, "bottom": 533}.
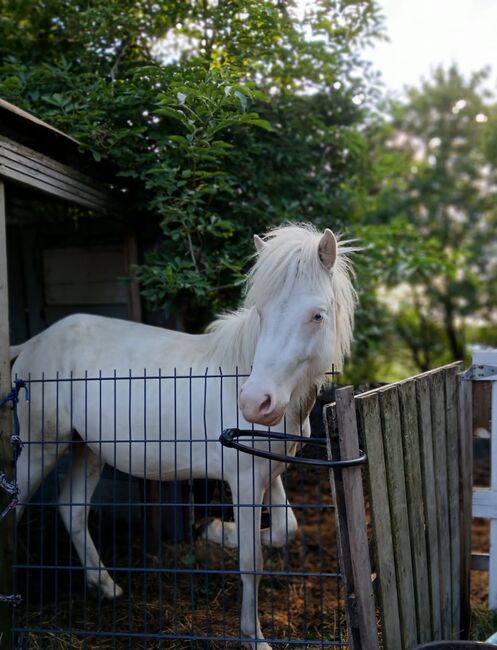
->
{"left": 0, "top": 378, "right": 27, "bottom": 607}
{"left": 0, "top": 379, "right": 27, "bottom": 464}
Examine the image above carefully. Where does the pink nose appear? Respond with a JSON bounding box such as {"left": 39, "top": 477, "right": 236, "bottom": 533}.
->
{"left": 239, "top": 387, "right": 281, "bottom": 425}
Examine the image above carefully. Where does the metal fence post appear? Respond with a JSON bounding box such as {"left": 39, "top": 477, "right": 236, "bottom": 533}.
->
{"left": 0, "top": 180, "right": 13, "bottom": 649}
{"left": 471, "top": 349, "right": 497, "bottom": 610}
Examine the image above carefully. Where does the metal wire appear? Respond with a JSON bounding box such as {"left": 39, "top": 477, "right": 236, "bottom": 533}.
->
{"left": 10, "top": 369, "right": 350, "bottom": 648}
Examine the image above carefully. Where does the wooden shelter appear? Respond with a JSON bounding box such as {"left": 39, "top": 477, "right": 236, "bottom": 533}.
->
{"left": 0, "top": 99, "right": 141, "bottom": 647}
{"left": 0, "top": 99, "right": 142, "bottom": 343}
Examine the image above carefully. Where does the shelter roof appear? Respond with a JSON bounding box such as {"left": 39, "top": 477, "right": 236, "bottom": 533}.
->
{"left": 0, "top": 99, "right": 120, "bottom": 213}
{"left": 0, "top": 98, "right": 81, "bottom": 167}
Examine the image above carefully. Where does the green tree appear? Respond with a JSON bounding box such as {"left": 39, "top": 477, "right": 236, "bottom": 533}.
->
{"left": 0, "top": 0, "right": 384, "bottom": 333}
{"left": 361, "top": 65, "right": 497, "bottom": 372}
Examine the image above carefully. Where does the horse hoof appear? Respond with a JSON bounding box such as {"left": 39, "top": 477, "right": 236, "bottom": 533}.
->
{"left": 88, "top": 581, "right": 124, "bottom": 600}
{"left": 242, "top": 642, "right": 272, "bottom": 650}
{"left": 107, "top": 584, "right": 124, "bottom": 599}
{"left": 202, "top": 519, "right": 239, "bottom": 548}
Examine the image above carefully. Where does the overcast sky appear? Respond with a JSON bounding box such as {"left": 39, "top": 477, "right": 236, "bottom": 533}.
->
{"left": 367, "top": 0, "right": 497, "bottom": 95}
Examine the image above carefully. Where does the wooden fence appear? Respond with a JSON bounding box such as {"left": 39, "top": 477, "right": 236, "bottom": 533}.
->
{"left": 325, "top": 362, "right": 472, "bottom": 650}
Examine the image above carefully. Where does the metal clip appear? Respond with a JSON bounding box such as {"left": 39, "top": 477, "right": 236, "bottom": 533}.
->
{"left": 462, "top": 364, "right": 497, "bottom": 380}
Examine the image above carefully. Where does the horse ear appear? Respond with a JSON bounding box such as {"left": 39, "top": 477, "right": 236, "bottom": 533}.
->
{"left": 318, "top": 229, "right": 337, "bottom": 270}
{"left": 254, "top": 234, "right": 266, "bottom": 253}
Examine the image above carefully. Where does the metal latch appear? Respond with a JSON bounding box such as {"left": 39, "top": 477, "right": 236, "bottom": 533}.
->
{"left": 462, "top": 364, "right": 497, "bottom": 380}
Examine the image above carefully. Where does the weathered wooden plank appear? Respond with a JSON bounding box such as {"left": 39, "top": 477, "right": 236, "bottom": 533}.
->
{"left": 325, "top": 403, "right": 363, "bottom": 650}
{"left": 356, "top": 362, "right": 464, "bottom": 401}
{"left": 45, "top": 280, "right": 128, "bottom": 305}
{"left": 430, "top": 370, "right": 452, "bottom": 637}
{"left": 43, "top": 245, "right": 125, "bottom": 283}
{"left": 0, "top": 153, "right": 101, "bottom": 205}
{"left": 0, "top": 98, "right": 79, "bottom": 144}
{"left": 356, "top": 392, "right": 402, "bottom": 650}
{"left": 398, "top": 380, "right": 431, "bottom": 642}
{"left": 0, "top": 180, "right": 13, "bottom": 649}
{"left": 332, "top": 387, "right": 379, "bottom": 650}
{"left": 0, "top": 136, "right": 109, "bottom": 202}
{"left": 43, "top": 246, "right": 128, "bottom": 305}
{"left": 0, "top": 162, "right": 109, "bottom": 213}
{"left": 0, "top": 136, "right": 119, "bottom": 213}
{"left": 415, "top": 375, "right": 442, "bottom": 638}
{"left": 445, "top": 365, "right": 462, "bottom": 637}
{"left": 457, "top": 374, "right": 473, "bottom": 638}
{"left": 378, "top": 386, "right": 418, "bottom": 649}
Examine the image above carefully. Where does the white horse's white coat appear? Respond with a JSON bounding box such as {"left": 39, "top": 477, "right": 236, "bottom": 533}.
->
{"left": 12, "top": 223, "right": 355, "bottom": 649}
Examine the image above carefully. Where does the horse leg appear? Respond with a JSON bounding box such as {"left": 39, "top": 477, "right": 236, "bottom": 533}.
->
{"left": 230, "top": 477, "right": 271, "bottom": 650}
{"left": 203, "top": 475, "right": 297, "bottom": 549}
{"left": 260, "top": 474, "right": 298, "bottom": 548}
{"left": 58, "top": 443, "right": 123, "bottom": 599}
{"left": 16, "top": 435, "right": 69, "bottom": 522}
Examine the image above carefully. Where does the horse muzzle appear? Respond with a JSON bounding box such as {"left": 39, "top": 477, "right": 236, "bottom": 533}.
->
{"left": 238, "top": 386, "right": 287, "bottom": 427}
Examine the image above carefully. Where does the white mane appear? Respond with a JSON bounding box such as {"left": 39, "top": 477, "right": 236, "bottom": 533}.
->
{"left": 206, "top": 223, "right": 356, "bottom": 372}
{"left": 205, "top": 307, "right": 260, "bottom": 372}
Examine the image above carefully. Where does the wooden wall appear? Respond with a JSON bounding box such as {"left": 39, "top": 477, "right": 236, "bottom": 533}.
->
{"left": 6, "top": 194, "right": 131, "bottom": 343}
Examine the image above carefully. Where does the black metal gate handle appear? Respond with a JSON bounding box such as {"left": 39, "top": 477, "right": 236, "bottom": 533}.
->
{"left": 219, "top": 428, "right": 367, "bottom": 468}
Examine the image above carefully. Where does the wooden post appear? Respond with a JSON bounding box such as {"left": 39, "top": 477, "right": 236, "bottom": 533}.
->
{"left": 458, "top": 372, "right": 473, "bottom": 636}
{"left": 445, "top": 365, "right": 462, "bottom": 636}
{"left": 398, "top": 380, "right": 432, "bottom": 642}
{"left": 325, "top": 387, "right": 379, "bottom": 650}
{"left": 0, "top": 180, "right": 12, "bottom": 649}
{"left": 125, "top": 231, "right": 164, "bottom": 554}
{"left": 125, "top": 231, "right": 142, "bottom": 323}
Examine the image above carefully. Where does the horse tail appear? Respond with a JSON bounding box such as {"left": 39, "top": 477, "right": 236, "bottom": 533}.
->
{"left": 10, "top": 343, "right": 25, "bottom": 361}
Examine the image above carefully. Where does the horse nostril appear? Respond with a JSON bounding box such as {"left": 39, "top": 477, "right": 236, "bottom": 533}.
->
{"left": 260, "top": 394, "right": 272, "bottom": 415}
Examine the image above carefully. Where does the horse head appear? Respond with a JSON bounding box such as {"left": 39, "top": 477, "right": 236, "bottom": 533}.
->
{"left": 239, "top": 224, "right": 355, "bottom": 427}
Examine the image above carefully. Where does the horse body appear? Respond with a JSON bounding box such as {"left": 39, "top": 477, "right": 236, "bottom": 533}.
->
{"left": 13, "top": 314, "right": 245, "bottom": 478}
{"left": 12, "top": 224, "right": 355, "bottom": 649}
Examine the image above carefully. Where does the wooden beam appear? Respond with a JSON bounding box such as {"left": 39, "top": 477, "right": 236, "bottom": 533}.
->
{"left": 125, "top": 232, "right": 143, "bottom": 323}
{"left": 356, "top": 392, "right": 403, "bottom": 650}
{"left": 0, "top": 136, "right": 119, "bottom": 214}
{"left": 327, "top": 388, "right": 380, "bottom": 650}
{"left": 398, "top": 380, "right": 432, "bottom": 642}
{"left": 415, "top": 374, "right": 442, "bottom": 639}
{"left": 458, "top": 373, "right": 473, "bottom": 636}
{"left": 0, "top": 180, "right": 12, "bottom": 649}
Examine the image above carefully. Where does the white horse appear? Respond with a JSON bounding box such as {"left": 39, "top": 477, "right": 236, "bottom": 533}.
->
{"left": 11, "top": 223, "right": 355, "bottom": 649}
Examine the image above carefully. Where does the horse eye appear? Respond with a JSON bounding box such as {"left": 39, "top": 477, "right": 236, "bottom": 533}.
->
{"left": 312, "top": 313, "right": 324, "bottom": 323}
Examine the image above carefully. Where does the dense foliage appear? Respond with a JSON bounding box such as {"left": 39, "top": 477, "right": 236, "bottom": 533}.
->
{"left": 358, "top": 67, "right": 497, "bottom": 373}
{"left": 0, "top": 0, "right": 383, "bottom": 331}
{"left": 1, "top": 1, "right": 495, "bottom": 379}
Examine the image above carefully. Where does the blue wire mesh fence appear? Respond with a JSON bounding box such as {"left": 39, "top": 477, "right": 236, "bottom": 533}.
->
{"left": 5, "top": 369, "right": 350, "bottom": 649}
